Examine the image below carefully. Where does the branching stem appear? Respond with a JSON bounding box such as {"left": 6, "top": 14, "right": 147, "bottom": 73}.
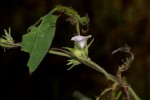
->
{"left": 49, "top": 47, "right": 141, "bottom": 100}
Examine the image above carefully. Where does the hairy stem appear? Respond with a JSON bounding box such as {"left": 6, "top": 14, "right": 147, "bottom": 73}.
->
{"left": 49, "top": 48, "right": 141, "bottom": 100}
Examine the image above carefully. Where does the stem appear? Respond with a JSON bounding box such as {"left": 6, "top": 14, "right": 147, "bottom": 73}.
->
{"left": 51, "top": 5, "right": 89, "bottom": 35}
{"left": 80, "top": 58, "right": 141, "bottom": 100}
{"left": 0, "top": 42, "right": 21, "bottom": 48}
{"left": 49, "top": 48, "right": 141, "bottom": 100}
{"left": 76, "top": 22, "right": 80, "bottom": 35}
{"left": 117, "top": 75, "right": 131, "bottom": 100}
{"left": 127, "top": 81, "right": 141, "bottom": 100}
{"left": 80, "top": 57, "right": 118, "bottom": 83}
{"left": 49, "top": 48, "right": 119, "bottom": 83}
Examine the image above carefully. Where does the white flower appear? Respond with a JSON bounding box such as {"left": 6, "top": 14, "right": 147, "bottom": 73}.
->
{"left": 71, "top": 35, "right": 91, "bottom": 48}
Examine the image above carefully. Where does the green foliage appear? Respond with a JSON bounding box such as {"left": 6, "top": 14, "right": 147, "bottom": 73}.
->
{"left": 0, "top": 28, "right": 15, "bottom": 49}
{"left": 0, "top": 5, "right": 142, "bottom": 100}
{"left": 20, "top": 5, "right": 90, "bottom": 73}
{"left": 21, "top": 12, "right": 59, "bottom": 73}
{"left": 52, "top": 5, "right": 89, "bottom": 26}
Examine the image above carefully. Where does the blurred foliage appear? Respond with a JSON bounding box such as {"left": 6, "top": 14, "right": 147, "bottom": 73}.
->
{"left": 0, "top": 0, "right": 150, "bottom": 100}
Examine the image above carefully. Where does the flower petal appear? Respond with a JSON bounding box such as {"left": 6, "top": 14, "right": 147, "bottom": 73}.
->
{"left": 71, "top": 35, "right": 84, "bottom": 42}
{"left": 71, "top": 35, "right": 91, "bottom": 48}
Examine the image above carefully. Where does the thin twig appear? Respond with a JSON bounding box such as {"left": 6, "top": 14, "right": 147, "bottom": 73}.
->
{"left": 0, "top": 42, "right": 21, "bottom": 48}
{"left": 112, "top": 45, "right": 134, "bottom": 100}
{"left": 117, "top": 75, "right": 131, "bottom": 100}
{"left": 50, "top": 47, "right": 141, "bottom": 100}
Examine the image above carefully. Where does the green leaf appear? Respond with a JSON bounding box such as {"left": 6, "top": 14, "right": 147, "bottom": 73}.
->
{"left": 21, "top": 12, "right": 59, "bottom": 73}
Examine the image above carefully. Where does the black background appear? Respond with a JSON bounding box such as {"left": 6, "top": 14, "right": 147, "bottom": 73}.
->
{"left": 0, "top": 0, "right": 150, "bottom": 100}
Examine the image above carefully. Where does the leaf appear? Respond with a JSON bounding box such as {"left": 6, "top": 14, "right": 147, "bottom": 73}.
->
{"left": 21, "top": 12, "right": 59, "bottom": 73}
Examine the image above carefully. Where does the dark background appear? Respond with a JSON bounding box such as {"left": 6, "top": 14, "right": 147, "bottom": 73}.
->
{"left": 0, "top": 0, "right": 150, "bottom": 100}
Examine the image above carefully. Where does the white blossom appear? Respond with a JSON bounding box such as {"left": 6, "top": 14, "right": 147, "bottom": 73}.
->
{"left": 71, "top": 35, "right": 91, "bottom": 48}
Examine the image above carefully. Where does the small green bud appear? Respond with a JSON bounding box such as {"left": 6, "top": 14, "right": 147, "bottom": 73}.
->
{"left": 0, "top": 28, "right": 15, "bottom": 49}
{"left": 72, "top": 49, "right": 83, "bottom": 57}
